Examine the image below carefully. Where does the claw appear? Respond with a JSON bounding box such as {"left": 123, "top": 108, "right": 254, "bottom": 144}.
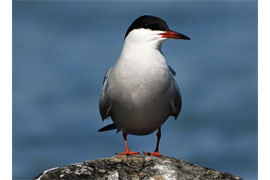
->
{"left": 117, "top": 151, "right": 139, "bottom": 156}
{"left": 143, "top": 151, "right": 162, "bottom": 157}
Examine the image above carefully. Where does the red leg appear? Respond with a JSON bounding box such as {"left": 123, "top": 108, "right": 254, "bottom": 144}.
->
{"left": 144, "top": 127, "right": 162, "bottom": 157}
{"left": 116, "top": 131, "right": 139, "bottom": 156}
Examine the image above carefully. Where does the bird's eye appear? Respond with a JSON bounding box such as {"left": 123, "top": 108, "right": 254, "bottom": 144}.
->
{"left": 144, "top": 23, "right": 148, "bottom": 28}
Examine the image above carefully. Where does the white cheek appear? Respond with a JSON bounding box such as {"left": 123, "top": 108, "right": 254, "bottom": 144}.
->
{"left": 126, "top": 29, "right": 165, "bottom": 41}
{"left": 126, "top": 29, "right": 152, "bottom": 42}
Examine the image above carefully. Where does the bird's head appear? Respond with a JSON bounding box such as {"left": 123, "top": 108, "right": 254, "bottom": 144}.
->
{"left": 124, "top": 15, "right": 190, "bottom": 49}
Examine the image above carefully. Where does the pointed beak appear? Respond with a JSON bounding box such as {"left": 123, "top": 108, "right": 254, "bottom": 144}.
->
{"left": 159, "top": 30, "right": 190, "bottom": 40}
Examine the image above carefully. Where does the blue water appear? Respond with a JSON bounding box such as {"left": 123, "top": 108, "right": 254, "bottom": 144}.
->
{"left": 13, "top": 1, "right": 257, "bottom": 179}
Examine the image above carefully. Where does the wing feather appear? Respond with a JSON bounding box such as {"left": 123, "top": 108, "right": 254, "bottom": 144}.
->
{"left": 99, "top": 67, "right": 112, "bottom": 120}
{"left": 168, "top": 65, "right": 176, "bottom": 76}
{"left": 170, "top": 80, "right": 182, "bottom": 120}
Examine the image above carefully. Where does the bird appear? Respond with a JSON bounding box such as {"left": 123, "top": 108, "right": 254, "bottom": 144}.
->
{"left": 98, "top": 15, "right": 190, "bottom": 156}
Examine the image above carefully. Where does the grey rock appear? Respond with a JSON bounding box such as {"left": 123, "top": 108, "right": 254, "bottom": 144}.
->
{"left": 34, "top": 154, "right": 242, "bottom": 180}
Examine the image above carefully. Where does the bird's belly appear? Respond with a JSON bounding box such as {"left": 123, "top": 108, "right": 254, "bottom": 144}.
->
{"left": 108, "top": 59, "right": 173, "bottom": 135}
{"left": 110, "top": 89, "right": 171, "bottom": 135}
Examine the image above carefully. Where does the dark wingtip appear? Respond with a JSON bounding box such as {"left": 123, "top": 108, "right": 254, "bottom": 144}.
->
{"left": 98, "top": 127, "right": 106, "bottom": 132}
{"left": 98, "top": 123, "right": 117, "bottom": 132}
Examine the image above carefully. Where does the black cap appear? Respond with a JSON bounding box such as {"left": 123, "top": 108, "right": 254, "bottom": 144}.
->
{"left": 125, "top": 15, "right": 169, "bottom": 38}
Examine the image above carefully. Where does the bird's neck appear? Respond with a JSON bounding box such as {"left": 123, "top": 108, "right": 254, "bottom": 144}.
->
{"left": 120, "top": 38, "right": 165, "bottom": 61}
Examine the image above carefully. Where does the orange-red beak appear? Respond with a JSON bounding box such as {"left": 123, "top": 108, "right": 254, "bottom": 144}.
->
{"left": 159, "top": 30, "right": 190, "bottom": 40}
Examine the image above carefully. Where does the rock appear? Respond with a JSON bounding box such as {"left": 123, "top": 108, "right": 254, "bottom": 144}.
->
{"left": 34, "top": 154, "right": 242, "bottom": 180}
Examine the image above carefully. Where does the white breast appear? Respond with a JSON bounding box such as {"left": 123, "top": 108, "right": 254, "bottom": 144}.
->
{"left": 110, "top": 45, "right": 171, "bottom": 105}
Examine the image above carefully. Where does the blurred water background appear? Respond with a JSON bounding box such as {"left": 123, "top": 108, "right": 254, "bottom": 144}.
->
{"left": 13, "top": 1, "right": 257, "bottom": 179}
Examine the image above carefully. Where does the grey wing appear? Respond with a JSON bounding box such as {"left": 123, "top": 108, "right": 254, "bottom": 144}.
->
{"left": 170, "top": 80, "right": 182, "bottom": 120}
{"left": 168, "top": 65, "right": 176, "bottom": 76}
{"left": 99, "top": 67, "right": 112, "bottom": 121}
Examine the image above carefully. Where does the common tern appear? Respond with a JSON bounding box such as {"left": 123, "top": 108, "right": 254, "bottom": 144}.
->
{"left": 98, "top": 15, "right": 190, "bottom": 156}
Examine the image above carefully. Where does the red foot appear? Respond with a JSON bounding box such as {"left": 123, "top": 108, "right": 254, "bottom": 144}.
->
{"left": 143, "top": 151, "right": 162, "bottom": 157}
{"left": 116, "top": 151, "right": 139, "bottom": 156}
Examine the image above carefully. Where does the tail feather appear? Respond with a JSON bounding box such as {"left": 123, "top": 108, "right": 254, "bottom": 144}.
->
{"left": 98, "top": 123, "right": 117, "bottom": 132}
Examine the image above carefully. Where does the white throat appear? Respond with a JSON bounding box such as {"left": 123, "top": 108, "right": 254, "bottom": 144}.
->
{"left": 119, "top": 28, "right": 167, "bottom": 63}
